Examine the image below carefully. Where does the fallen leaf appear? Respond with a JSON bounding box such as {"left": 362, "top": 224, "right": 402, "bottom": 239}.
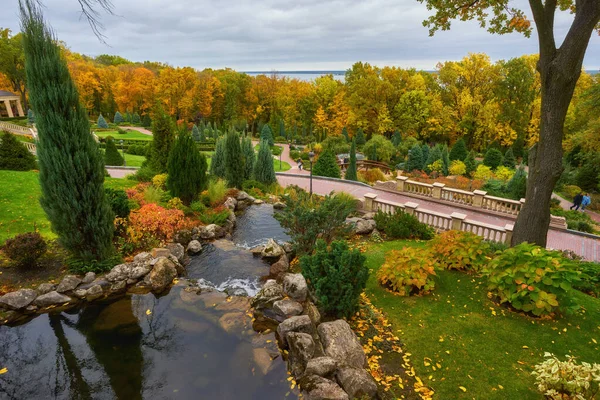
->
{"left": 0, "top": 368, "right": 7, "bottom": 375}
{"left": 146, "top": 309, "right": 152, "bottom": 315}
{"left": 459, "top": 386, "right": 467, "bottom": 392}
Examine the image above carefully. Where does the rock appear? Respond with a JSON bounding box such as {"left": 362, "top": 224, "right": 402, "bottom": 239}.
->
{"left": 168, "top": 254, "right": 185, "bottom": 275}
{"left": 186, "top": 240, "right": 202, "bottom": 255}
{"left": 336, "top": 368, "right": 378, "bottom": 399}
{"left": 251, "top": 279, "right": 284, "bottom": 310}
{"left": 273, "top": 299, "right": 304, "bottom": 318}
{"left": 199, "top": 224, "right": 219, "bottom": 240}
{"left": 85, "top": 285, "right": 104, "bottom": 301}
{"left": 223, "top": 197, "right": 237, "bottom": 210}
{"left": 277, "top": 315, "right": 313, "bottom": 347}
{"left": 110, "top": 280, "right": 127, "bottom": 293}
{"left": 236, "top": 191, "right": 255, "bottom": 203}
{"left": 254, "top": 199, "right": 264, "bottom": 204}
{"left": 166, "top": 243, "right": 185, "bottom": 264}
{"left": 261, "top": 239, "right": 285, "bottom": 260}
{"left": 90, "top": 279, "right": 111, "bottom": 291}
{"left": 318, "top": 320, "right": 366, "bottom": 369}
{"left": 106, "top": 263, "right": 150, "bottom": 283}
{"left": 82, "top": 272, "right": 96, "bottom": 284}
{"left": 173, "top": 229, "right": 192, "bottom": 246}
{"left": 218, "top": 312, "right": 247, "bottom": 334}
{"left": 305, "top": 357, "right": 337, "bottom": 378}
{"left": 273, "top": 202, "right": 286, "bottom": 210}
{"left": 288, "top": 332, "right": 316, "bottom": 377}
{"left": 282, "top": 242, "right": 294, "bottom": 254}
{"left": 253, "top": 348, "right": 274, "bottom": 375}
{"left": 355, "top": 219, "right": 376, "bottom": 235}
{"left": 0, "top": 289, "right": 38, "bottom": 310}
{"left": 345, "top": 217, "right": 362, "bottom": 225}
{"left": 37, "top": 283, "right": 55, "bottom": 295}
{"left": 129, "top": 265, "right": 151, "bottom": 280}
{"left": 151, "top": 247, "right": 171, "bottom": 258}
{"left": 270, "top": 254, "right": 289, "bottom": 277}
{"left": 148, "top": 257, "right": 178, "bottom": 292}
{"left": 56, "top": 275, "right": 82, "bottom": 293}
{"left": 227, "top": 210, "right": 236, "bottom": 224}
{"left": 133, "top": 252, "right": 153, "bottom": 264}
{"left": 215, "top": 296, "right": 251, "bottom": 312}
{"left": 299, "top": 375, "right": 348, "bottom": 400}
{"left": 362, "top": 212, "right": 375, "bottom": 220}
{"left": 283, "top": 273, "right": 308, "bottom": 302}
{"left": 105, "top": 263, "right": 132, "bottom": 282}
{"left": 304, "top": 301, "right": 322, "bottom": 326}
{"left": 33, "top": 291, "right": 71, "bottom": 308}
{"left": 250, "top": 245, "right": 265, "bottom": 256}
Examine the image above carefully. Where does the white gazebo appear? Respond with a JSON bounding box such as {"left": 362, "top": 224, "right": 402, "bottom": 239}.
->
{"left": 0, "top": 90, "right": 25, "bottom": 118}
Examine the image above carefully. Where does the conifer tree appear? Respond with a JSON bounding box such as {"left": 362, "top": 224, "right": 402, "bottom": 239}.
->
{"left": 512, "top": 136, "right": 525, "bottom": 160}
{"left": 97, "top": 113, "right": 108, "bottom": 128}
{"left": 192, "top": 124, "right": 201, "bottom": 142}
{"left": 425, "top": 144, "right": 442, "bottom": 172}
{"left": 125, "top": 112, "right": 132, "bottom": 123}
{"left": 142, "top": 114, "right": 151, "bottom": 128}
{"left": 449, "top": 138, "right": 468, "bottom": 161}
{"left": 104, "top": 136, "right": 124, "bottom": 166}
{"left": 199, "top": 127, "right": 206, "bottom": 142}
{"left": 503, "top": 148, "right": 516, "bottom": 169}
{"left": 148, "top": 109, "right": 174, "bottom": 173}
{"left": 483, "top": 148, "right": 504, "bottom": 170}
{"left": 279, "top": 119, "right": 286, "bottom": 139}
{"left": 114, "top": 111, "right": 123, "bottom": 124}
{"left": 224, "top": 130, "right": 244, "bottom": 189}
{"left": 345, "top": 138, "right": 358, "bottom": 181}
{"left": 0, "top": 131, "right": 37, "bottom": 171}
{"left": 421, "top": 144, "right": 429, "bottom": 168}
{"left": 355, "top": 128, "right": 366, "bottom": 146}
{"left": 132, "top": 112, "right": 141, "bottom": 124}
{"left": 253, "top": 139, "right": 276, "bottom": 185}
{"left": 441, "top": 144, "right": 450, "bottom": 176}
{"left": 167, "top": 130, "right": 208, "bottom": 204}
{"left": 342, "top": 127, "right": 350, "bottom": 142}
{"left": 210, "top": 137, "right": 227, "bottom": 178}
{"left": 406, "top": 144, "right": 424, "bottom": 171}
{"left": 313, "top": 149, "right": 341, "bottom": 179}
{"left": 464, "top": 150, "right": 477, "bottom": 177}
{"left": 27, "top": 108, "right": 35, "bottom": 125}
{"left": 261, "top": 124, "right": 274, "bottom": 146}
{"left": 241, "top": 135, "right": 255, "bottom": 180}
{"left": 392, "top": 130, "right": 401, "bottom": 147}
{"left": 20, "top": 1, "right": 114, "bottom": 261}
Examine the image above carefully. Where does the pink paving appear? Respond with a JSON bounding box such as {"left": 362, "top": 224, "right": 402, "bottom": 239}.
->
{"left": 277, "top": 173, "right": 600, "bottom": 262}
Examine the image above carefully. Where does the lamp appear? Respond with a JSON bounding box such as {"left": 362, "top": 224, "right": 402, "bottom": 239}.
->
{"left": 309, "top": 151, "right": 315, "bottom": 196}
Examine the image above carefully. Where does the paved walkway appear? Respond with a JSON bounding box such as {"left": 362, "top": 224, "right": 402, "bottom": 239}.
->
{"left": 553, "top": 193, "right": 600, "bottom": 224}
{"left": 252, "top": 141, "right": 310, "bottom": 175}
{"left": 120, "top": 126, "right": 153, "bottom": 135}
{"left": 276, "top": 174, "right": 600, "bottom": 262}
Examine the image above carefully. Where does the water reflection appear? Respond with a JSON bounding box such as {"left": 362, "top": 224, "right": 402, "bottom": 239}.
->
{"left": 232, "top": 204, "right": 291, "bottom": 248}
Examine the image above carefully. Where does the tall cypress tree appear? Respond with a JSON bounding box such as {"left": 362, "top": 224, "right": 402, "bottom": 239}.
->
{"left": 279, "top": 119, "right": 286, "bottom": 140}
{"left": 345, "top": 138, "right": 358, "bottom": 181}
{"left": 104, "top": 136, "right": 124, "bottom": 166}
{"left": 210, "top": 137, "right": 226, "bottom": 178}
{"left": 192, "top": 124, "right": 201, "bottom": 142}
{"left": 261, "top": 124, "right": 274, "bottom": 146}
{"left": 392, "top": 130, "right": 401, "bottom": 147}
{"left": 167, "top": 130, "right": 208, "bottom": 205}
{"left": 253, "top": 139, "right": 276, "bottom": 185}
{"left": 148, "top": 108, "right": 174, "bottom": 173}
{"left": 464, "top": 150, "right": 477, "bottom": 177}
{"left": 441, "top": 144, "right": 450, "bottom": 176}
{"left": 20, "top": 0, "right": 114, "bottom": 261}
{"left": 342, "top": 127, "right": 350, "bottom": 142}
{"left": 313, "top": 149, "right": 341, "bottom": 178}
{"left": 421, "top": 144, "right": 430, "bottom": 169}
{"left": 241, "top": 135, "right": 255, "bottom": 180}
{"left": 224, "top": 130, "right": 244, "bottom": 189}
{"left": 355, "top": 128, "right": 366, "bottom": 146}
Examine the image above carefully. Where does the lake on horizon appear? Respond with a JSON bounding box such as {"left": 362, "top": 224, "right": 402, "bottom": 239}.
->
{"left": 244, "top": 71, "right": 346, "bottom": 82}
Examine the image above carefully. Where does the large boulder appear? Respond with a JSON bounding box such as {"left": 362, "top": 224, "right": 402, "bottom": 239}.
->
{"left": 173, "top": 229, "right": 192, "bottom": 246}
{"left": 33, "top": 291, "right": 71, "bottom": 308}
{"left": 186, "top": 240, "right": 202, "bottom": 255}
{"left": 305, "top": 357, "right": 337, "bottom": 378}
{"left": 336, "top": 368, "right": 378, "bottom": 399}
{"left": 73, "top": 284, "right": 104, "bottom": 301}
{"left": 273, "top": 299, "right": 304, "bottom": 318}
{"left": 147, "top": 257, "right": 178, "bottom": 292}
{"left": 355, "top": 219, "right": 376, "bottom": 235}
{"left": 273, "top": 202, "right": 286, "bottom": 210}
{"left": 36, "top": 283, "right": 55, "bottom": 295}
{"left": 277, "top": 315, "right": 313, "bottom": 347}
{"left": 251, "top": 280, "right": 284, "bottom": 310}
{"left": 198, "top": 224, "right": 222, "bottom": 240}
{"left": 236, "top": 191, "right": 256, "bottom": 203}
{"left": 56, "top": 275, "right": 82, "bottom": 293}
{"left": 166, "top": 243, "right": 185, "bottom": 264}
{"left": 250, "top": 245, "right": 265, "bottom": 257}
{"left": 81, "top": 272, "right": 96, "bottom": 284}
{"left": 318, "top": 320, "right": 366, "bottom": 369}
{"left": 106, "top": 263, "right": 151, "bottom": 283}
{"left": 304, "top": 301, "right": 322, "bottom": 326}
{"left": 0, "top": 289, "right": 37, "bottom": 310}
{"left": 133, "top": 252, "right": 153, "bottom": 264}
{"left": 283, "top": 273, "right": 308, "bottom": 302}
{"left": 299, "top": 375, "right": 348, "bottom": 400}
{"left": 151, "top": 247, "right": 170, "bottom": 258}
{"left": 270, "top": 254, "right": 289, "bottom": 278}
{"left": 287, "top": 332, "right": 316, "bottom": 378}
{"left": 261, "top": 239, "right": 285, "bottom": 260}
{"left": 105, "top": 263, "right": 134, "bottom": 282}
{"left": 223, "top": 197, "right": 237, "bottom": 211}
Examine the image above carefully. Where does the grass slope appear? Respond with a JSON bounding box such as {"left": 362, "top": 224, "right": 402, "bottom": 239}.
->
{"left": 94, "top": 129, "right": 152, "bottom": 141}
{"left": 364, "top": 240, "right": 600, "bottom": 399}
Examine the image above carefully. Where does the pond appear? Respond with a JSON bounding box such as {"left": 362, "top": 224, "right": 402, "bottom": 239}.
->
{"left": 0, "top": 205, "right": 297, "bottom": 400}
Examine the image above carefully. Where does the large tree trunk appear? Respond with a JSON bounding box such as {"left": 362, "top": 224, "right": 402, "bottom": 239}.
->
{"left": 512, "top": 0, "right": 600, "bottom": 246}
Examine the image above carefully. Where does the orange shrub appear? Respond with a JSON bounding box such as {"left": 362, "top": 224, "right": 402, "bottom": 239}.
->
{"left": 126, "top": 182, "right": 150, "bottom": 205}
{"left": 126, "top": 203, "right": 187, "bottom": 247}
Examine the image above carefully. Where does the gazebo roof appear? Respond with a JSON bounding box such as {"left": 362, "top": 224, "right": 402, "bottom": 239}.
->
{"left": 0, "top": 90, "right": 18, "bottom": 98}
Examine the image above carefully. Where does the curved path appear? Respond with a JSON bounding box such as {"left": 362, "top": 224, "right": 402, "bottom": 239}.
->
{"left": 276, "top": 173, "right": 600, "bottom": 262}
{"left": 120, "top": 126, "right": 153, "bottom": 135}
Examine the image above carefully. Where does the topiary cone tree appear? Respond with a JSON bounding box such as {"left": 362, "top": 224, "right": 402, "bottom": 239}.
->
{"left": 113, "top": 111, "right": 123, "bottom": 124}
{"left": 345, "top": 138, "right": 358, "bottom": 181}
{"left": 97, "top": 113, "right": 108, "bottom": 128}
{"left": 253, "top": 139, "right": 276, "bottom": 185}
{"left": 449, "top": 138, "right": 467, "bottom": 161}
{"left": 167, "top": 129, "right": 208, "bottom": 205}
{"left": 418, "top": 0, "right": 600, "bottom": 246}
{"left": 104, "top": 136, "right": 124, "bottom": 166}
{"left": 313, "top": 149, "right": 341, "bottom": 179}
{"left": 20, "top": 0, "right": 114, "bottom": 261}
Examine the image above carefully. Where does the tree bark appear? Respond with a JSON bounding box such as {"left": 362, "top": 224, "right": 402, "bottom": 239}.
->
{"left": 512, "top": 0, "right": 600, "bottom": 246}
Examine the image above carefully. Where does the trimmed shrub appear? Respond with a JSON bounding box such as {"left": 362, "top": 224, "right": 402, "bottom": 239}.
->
{"left": 104, "top": 136, "right": 125, "bottom": 166}
{"left": 483, "top": 148, "right": 503, "bottom": 170}
{"left": 374, "top": 210, "right": 434, "bottom": 240}
{"left": 464, "top": 150, "right": 477, "bottom": 176}
{"left": 482, "top": 243, "right": 582, "bottom": 316}
{"left": 97, "top": 114, "right": 108, "bottom": 128}
{"left": 358, "top": 168, "right": 386, "bottom": 183}
{"left": 152, "top": 173, "right": 168, "bottom": 189}
{"left": 377, "top": 247, "right": 436, "bottom": 296}
{"left": 0, "top": 131, "right": 37, "bottom": 171}
{"left": 495, "top": 166, "right": 515, "bottom": 181}
{"left": 3, "top": 232, "right": 47, "bottom": 267}
{"left": 474, "top": 164, "right": 494, "bottom": 180}
{"left": 429, "top": 231, "right": 489, "bottom": 272}
{"left": 449, "top": 138, "right": 467, "bottom": 161}
{"left": 313, "top": 149, "right": 341, "bottom": 178}
{"left": 449, "top": 160, "right": 466, "bottom": 176}
{"left": 126, "top": 203, "right": 186, "bottom": 247}
{"left": 114, "top": 111, "right": 123, "bottom": 124}
{"left": 105, "top": 188, "right": 131, "bottom": 218}
{"left": 167, "top": 130, "right": 208, "bottom": 204}
{"left": 300, "top": 239, "right": 368, "bottom": 318}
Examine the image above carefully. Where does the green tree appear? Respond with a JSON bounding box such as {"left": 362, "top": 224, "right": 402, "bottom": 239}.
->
{"left": 507, "top": 165, "right": 527, "bottom": 199}
{"left": 224, "top": 130, "right": 244, "bottom": 189}
{"left": 449, "top": 138, "right": 468, "bottom": 161}
{"left": 104, "top": 136, "right": 124, "bottom": 166}
{"left": 279, "top": 119, "right": 286, "bottom": 139}
{"left": 363, "top": 135, "right": 395, "bottom": 162}
{"left": 313, "top": 149, "right": 341, "bottom": 178}
{"left": 148, "top": 109, "right": 174, "bottom": 173}
{"left": 512, "top": 136, "right": 525, "bottom": 160}
{"left": 342, "top": 126, "right": 350, "bottom": 142}
{"left": 483, "top": 148, "right": 503, "bottom": 170}
{"left": 132, "top": 112, "right": 140, "bottom": 124}
{"left": 392, "top": 130, "right": 402, "bottom": 147}
{"left": 418, "top": 0, "right": 600, "bottom": 247}
{"left": 199, "top": 126, "right": 206, "bottom": 142}
{"left": 142, "top": 114, "right": 151, "bottom": 128}
{"left": 503, "top": 148, "right": 516, "bottom": 169}
{"left": 253, "top": 139, "right": 276, "bottom": 185}
{"left": 191, "top": 124, "right": 201, "bottom": 142}
{"left": 210, "top": 137, "right": 226, "bottom": 179}
{"left": 425, "top": 144, "right": 442, "bottom": 173}
{"left": 464, "top": 150, "right": 477, "bottom": 177}
{"left": 241, "top": 135, "right": 255, "bottom": 180}
{"left": 0, "top": 131, "right": 37, "bottom": 171}
{"left": 20, "top": 1, "right": 114, "bottom": 261}
{"left": 441, "top": 144, "right": 450, "bottom": 175}
{"left": 355, "top": 128, "right": 366, "bottom": 146}
{"left": 113, "top": 111, "right": 123, "bottom": 124}
{"left": 406, "top": 144, "right": 424, "bottom": 171}
{"left": 27, "top": 108, "right": 35, "bottom": 125}
{"left": 421, "top": 144, "right": 429, "bottom": 168}
{"left": 167, "top": 130, "right": 208, "bottom": 204}
{"left": 260, "top": 123, "right": 274, "bottom": 146}
{"left": 97, "top": 113, "right": 108, "bottom": 128}
{"left": 345, "top": 138, "right": 358, "bottom": 181}
{"left": 0, "top": 29, "right": 27, "bottom": 109}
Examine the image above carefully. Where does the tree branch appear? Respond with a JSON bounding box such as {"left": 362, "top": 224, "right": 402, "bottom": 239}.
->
{"left": 528, "top": 0, "right": 557, "bottom": 63}
{"left": 557, "top": 0, "right": 600, "bottom": 74}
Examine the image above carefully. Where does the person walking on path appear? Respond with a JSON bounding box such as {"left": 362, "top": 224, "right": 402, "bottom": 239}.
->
{"left": 581, "top": 193, "right": 591, "bottom": 211}
{"left": 297, "top": 159, "right": 303, "bottom": 171}
{"left": 570, "top": 192, "right": 584, "bottom": 210}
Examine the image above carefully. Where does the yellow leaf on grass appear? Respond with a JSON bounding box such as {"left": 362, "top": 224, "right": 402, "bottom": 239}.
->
{"left": 593, "top": 339, "right": 597, "bottom": 344}
{"left": 522, "top": 346, "right": 529, "bottom": 349}
{"left": 0, "top": 368, "right": 7, "bottom": 375}
{"left": 459, "top": 386, "right": 467, "bottom": 392}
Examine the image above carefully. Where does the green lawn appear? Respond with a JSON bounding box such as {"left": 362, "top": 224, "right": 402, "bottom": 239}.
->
{"left": 123, "top": 153, "right": 145, "bottom": 167}
{"left": 204, "top": 153, "right": 290, "bottom": 172}
{"left": 94, "top": 129, "right": 152, "bottom": 141}
{"left": 364, "top": 240, "right": 600, "bottom": 399}
{"left": 0, "top": 170, "right": 136, "bottom": 244}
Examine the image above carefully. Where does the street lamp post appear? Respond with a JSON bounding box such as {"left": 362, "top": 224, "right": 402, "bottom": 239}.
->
{"left": 309, "top": 151, "right": 315, "bottom": 197}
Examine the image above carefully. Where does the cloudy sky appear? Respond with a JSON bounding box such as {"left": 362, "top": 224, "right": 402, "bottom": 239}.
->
{"left": 1, "top": 0, "right": 599, "bottom": 71}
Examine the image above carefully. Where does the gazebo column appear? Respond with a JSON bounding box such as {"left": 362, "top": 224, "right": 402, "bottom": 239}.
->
{"left": 15, "top": 99, "right": 24, "bottom": 117}
{"left": 4, "top": 100, "right": 14, "bottom": 118}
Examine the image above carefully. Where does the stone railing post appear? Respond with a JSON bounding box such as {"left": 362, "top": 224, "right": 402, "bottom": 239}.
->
{"left": 519, "top": 198, "right": 526, "bottom": 212}
{"left": 404, "top": 202, "right": 419, "bottom": 215}
{"left": 549, "top": 215, "right": 568, "bottom": 230}
{"left": 504, "top": 224, "right": 514, "bottom": 245}
{"left": 450, "top": 212, "right": 467, "bottom": 231}
{"left": 396, "top": 175, "right": 409, "bottom": 192}
{"left": 473, "top": 190, "right": 487, "bottom": 208}
{"left": 364, "top": 193, "right": 378, "bottom": 212}
{"left": 432, "top": 182, "right": 445, "bottom": 199}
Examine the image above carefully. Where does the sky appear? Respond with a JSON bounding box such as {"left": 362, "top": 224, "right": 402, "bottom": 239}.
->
{"left": 1, "top": 0, "right": 599, "bottom": 71}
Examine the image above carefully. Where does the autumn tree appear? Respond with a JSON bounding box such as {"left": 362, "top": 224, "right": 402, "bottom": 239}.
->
{"left": 0, "top": 29, "right": 27, "bottom": 109}
{"left": 418, "top": 0, "right": 600, "bottom": 246}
